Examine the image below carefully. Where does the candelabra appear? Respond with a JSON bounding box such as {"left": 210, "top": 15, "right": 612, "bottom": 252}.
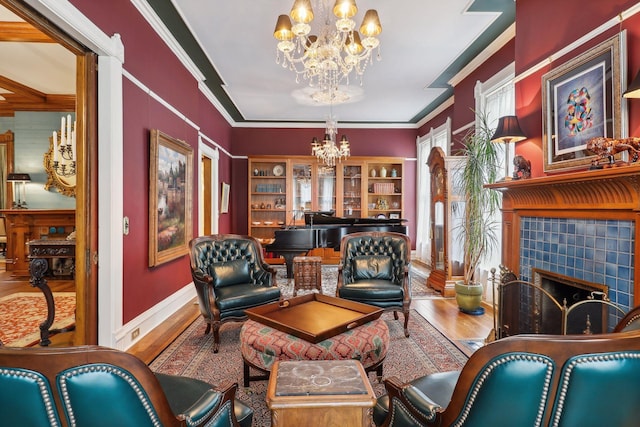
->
{"left": 50, "top": 115, "right": 76, "bottom": 177}
{"left": 44, "top": 114, "right": 77, "bottom": 197}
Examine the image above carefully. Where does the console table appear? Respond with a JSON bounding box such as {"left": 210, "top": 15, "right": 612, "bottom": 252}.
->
{"left": 0, "top": 209, "right": 75, "bottom": 277}
{"left": 28, "top": 239, "right": 76, "bottom": 346}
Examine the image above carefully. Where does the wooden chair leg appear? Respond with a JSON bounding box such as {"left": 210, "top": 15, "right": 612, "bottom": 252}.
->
{"left": 213, "top": 322, "right": 221, "bottom": 353}
{"left": 403, "top": 311, "right": 410, "bottom": 337}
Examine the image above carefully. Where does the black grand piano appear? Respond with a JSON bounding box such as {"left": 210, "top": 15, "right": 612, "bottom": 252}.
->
{"left": 265, "top": 212, "right": 408, "bottom": 278}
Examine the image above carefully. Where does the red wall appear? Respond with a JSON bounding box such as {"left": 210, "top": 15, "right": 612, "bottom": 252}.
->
{"left": 73, "top": 0, "right": 234, "bottom": 323}
{"left": 515, "top": 0, "right": 640, "bottom": 177}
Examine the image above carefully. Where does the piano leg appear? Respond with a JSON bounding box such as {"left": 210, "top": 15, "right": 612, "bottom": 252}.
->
{"left": 280, "top": 252, "right": 300, "bottom": 279}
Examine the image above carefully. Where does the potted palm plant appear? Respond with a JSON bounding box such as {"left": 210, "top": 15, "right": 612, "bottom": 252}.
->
{"left": 454, "top": 111, "right": 501, "bottom": 314}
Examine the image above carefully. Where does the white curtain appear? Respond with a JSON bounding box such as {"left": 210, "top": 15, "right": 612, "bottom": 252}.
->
{"left": 474, "top": 64, "right": 515, "bottom": 299}
{"left": 415, "top": 119, "right": 450, "bottom": 265}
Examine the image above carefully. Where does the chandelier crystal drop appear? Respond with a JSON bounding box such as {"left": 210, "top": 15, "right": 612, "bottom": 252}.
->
{"left": 274, "top": 0, "right": 382, "bottom": 104}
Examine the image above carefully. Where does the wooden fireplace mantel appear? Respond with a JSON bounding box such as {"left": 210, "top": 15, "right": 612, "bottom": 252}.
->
{"left": 486, "top": 165, "right": 640, "bottom": 212}
{"left": 485, "top": 166, "right": 640, "bottom": 306}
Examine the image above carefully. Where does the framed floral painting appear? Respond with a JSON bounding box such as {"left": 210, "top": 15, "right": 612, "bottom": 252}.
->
{"left": 149, "top": 129, "right": 193, "bottom": 267}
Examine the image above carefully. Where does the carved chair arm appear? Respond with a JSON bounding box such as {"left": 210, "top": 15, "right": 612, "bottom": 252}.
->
{"left": 383, "top": 376, "right": 441, "bottom": 426}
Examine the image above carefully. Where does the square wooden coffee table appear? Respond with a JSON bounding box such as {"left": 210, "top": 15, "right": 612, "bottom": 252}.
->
{"left": 266, "top": 359, "right": 376, "bottom": 427}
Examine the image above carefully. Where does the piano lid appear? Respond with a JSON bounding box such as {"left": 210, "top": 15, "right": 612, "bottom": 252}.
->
{"left": 304, "top": 213, "right": 407, "bottom": 226}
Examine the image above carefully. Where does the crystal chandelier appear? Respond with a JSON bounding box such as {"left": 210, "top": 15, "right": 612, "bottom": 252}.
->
{"left": 274, "top": 0, "right": 382, "bottom": 104}
{"left": 311, "top": 115, "right": 350, "bottom": 167}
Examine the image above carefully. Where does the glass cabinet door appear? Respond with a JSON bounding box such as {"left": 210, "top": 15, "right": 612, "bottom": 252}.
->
{"left": 342, "top": 164, "right": 362, "bottom": 218}
{"left": 316, "top": 166, "right": 336, "bottom": 213}
{"left": 292, "top": 163, "right": 312, "bottom": 224}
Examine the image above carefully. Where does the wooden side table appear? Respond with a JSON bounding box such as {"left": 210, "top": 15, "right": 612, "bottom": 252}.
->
{"left": 293, "top": 256, "right": 322, "bottom": 296}
{"left": 266, "top": 360, "right": 376, "bottom": 427}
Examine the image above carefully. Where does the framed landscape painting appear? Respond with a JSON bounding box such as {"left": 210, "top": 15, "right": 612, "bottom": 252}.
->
{"left": 541, "top": 32, "right": 625, "bottom": 172}
{"left": 149, "top": 129, "right": 193, "bottom": 267}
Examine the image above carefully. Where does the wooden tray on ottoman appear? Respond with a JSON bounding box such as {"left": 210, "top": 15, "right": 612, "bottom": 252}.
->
{"left": 245, "top": 294, "right": 382, "bottom": 343}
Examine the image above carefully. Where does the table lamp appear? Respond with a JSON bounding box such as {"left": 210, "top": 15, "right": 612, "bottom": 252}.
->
{"left": 7, "top": 173, "right": 31, "bottom": 208}
{"left": 491, "top": 116, "right": 527, "bottom": 180}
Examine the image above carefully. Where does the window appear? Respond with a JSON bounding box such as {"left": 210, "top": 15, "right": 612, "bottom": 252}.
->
{"left": 474, "top": 63, "right": 516, "bottom": 297}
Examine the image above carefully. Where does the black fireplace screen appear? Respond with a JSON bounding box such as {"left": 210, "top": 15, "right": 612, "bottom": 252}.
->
{"left": 498, "top": 269, "right": 625, "bottom": 338}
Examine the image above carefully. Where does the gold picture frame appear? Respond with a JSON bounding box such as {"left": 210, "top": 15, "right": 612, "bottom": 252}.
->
{"left": 220, "top": 182, "right": 230, "bottom": 214}
{"left": 149, "top": 129, "right": 193, "bottom": 267}
{"left": 541, "top": 32, "right": 625, "bottom": 172}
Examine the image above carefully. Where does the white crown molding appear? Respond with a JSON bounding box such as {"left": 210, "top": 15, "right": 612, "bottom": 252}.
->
{"left": 448, "top": 23, "right": 515, "bottom": 88}
{"left": 417, "top": 96, "right": 454, "bottom": 129}
{"left": 130, "top": 0, "right": 205, "bottom": 82}
{"left": 24, "top": 0, "right": 124, "bottom": 61}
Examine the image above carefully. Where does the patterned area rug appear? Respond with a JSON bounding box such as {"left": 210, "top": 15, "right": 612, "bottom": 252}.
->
{"left": 272, "top": 264, "right": 438, "bottom": 299}
{"left": 151, "top": 311, "right": 467, "bottom": 427}
{"left": 0, "top": 292, "right": 76, "bottom": 347}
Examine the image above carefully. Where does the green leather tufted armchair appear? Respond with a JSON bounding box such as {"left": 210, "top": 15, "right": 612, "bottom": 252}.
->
{"left": 374, "top": 329, "right": 640, "bottom": 427}
{"left": 189, "top": 234, "right": 281, "bottom": 352}
{"left": 336, "top": 231, "right": 411, "bottom": 337}
{"left": 0, "top": 345, "right": 253, "bottom": 427}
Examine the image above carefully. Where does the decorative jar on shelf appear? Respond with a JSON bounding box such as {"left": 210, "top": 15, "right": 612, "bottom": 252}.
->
{"left": 380, "top": 166, "right": 387, "bottom": 177}
{"left": 370, "top": 168, "right": 377, "bottom": 177}
{"left": 391, "top": 168, "right": 398, "bottom": 177}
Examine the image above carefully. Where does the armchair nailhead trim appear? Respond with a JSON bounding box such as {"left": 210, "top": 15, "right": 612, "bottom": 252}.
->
{"left": 0, "top": 368, "right": 60, "bottom": 427}
{"left": 453, "top": 353, "right": 553, "bottom": 427}
{"left": 58, "top": 364, "right": 161, "bottom": 427}
{"left": 388, "top": 397, "right": 435, "bottom": 425}
{"left": 551, "top": 351, "right": 640, "bottom": 427}
{"left": 396, "top": 391, "right": 438, "bottom": 422}
{"left": 203, "top": 400, "right": 232, "bottom": 427}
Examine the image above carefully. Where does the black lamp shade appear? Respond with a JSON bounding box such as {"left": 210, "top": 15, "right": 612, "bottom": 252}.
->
{"left": 491, "top": 115, "right": 527, "bottom": 143}
{"left": 7, "top": 173, "right": 31, "bottom": 182}
{"left": 623, "top": 70, "right": 640, "bottom": 98}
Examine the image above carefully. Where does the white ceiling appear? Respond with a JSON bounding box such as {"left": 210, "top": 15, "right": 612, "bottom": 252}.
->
{"left": 0, "top": 1, "right": 514, "bottom": 126}
{"left": 0, "top": 6, "right": 76, "bottom": 98}
{"left": 168, "top": 0, "right": 515, "bottom": 125}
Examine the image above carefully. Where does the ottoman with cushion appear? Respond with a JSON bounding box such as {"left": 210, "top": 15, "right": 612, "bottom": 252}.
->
{"left": 240, "top": 317, "right": 390, "bottom": 386}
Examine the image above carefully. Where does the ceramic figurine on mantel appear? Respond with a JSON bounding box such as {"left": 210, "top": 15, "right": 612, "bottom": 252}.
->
{"left": 586, "top": 136, "right": 640, "bottom": 169}
{"left": 512, "top": 155, "right": 531, "bottom": 179}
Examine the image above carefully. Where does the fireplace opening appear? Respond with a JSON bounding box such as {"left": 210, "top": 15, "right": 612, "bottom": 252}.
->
{"left": 533, "top": 269, "right": 609, "bottom": 334}
{"left": 533, "top": 269, "right": 608, "bottom": 308}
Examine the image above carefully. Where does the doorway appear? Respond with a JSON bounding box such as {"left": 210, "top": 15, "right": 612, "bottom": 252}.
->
{"left": 0, "top": 0, "right": 98, "bottom": 345}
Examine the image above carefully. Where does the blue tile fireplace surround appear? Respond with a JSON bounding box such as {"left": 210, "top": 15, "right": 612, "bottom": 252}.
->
{"left": 487, "top": 167, "right": 640, "bottom": 321}
{"left": 519, "top": 216, "right": 634, "bottom": 313}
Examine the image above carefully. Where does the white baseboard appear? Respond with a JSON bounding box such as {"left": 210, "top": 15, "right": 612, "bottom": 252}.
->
{"left": 114, "top": 283, "right": 197, "bottom": 351}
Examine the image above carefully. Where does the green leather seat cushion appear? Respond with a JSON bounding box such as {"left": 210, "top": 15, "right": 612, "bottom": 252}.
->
{"left": 338, "top": 279, "right": 404, "bottom": 301}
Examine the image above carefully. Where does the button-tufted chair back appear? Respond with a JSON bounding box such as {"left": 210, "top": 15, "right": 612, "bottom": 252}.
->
{"left": 0, "top": 345, "right": 253, "bottom": 427}
{"left": 189, "top": 234, "right": 281, "bottom": 353}
{"left": 341, "top": 233, "right": 410, "bottom": 286}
